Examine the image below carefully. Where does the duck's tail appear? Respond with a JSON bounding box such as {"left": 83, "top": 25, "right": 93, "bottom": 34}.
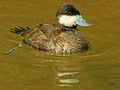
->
{"left": 10, "top": 27, "right": 30, "bottom": 36}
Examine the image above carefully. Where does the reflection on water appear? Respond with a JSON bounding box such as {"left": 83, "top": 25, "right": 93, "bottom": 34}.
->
{"left": 57, "top": 72, "right": 79, "bottom": 77}
{"left": 56, "top": 71, "right": 80, "bottom": 87}
{"left": 58, "top": 72, "right": 79, "bottom": 86}
{"left": 59, "top": 79, "right": 79, "bottom": 87}
{"left": 45, "top": 59, "right": 83, "bottom": 87}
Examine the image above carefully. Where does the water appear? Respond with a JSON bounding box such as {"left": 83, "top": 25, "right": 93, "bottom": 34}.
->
{"left": 0, "top": 0, "right": 120, "bottom": 90}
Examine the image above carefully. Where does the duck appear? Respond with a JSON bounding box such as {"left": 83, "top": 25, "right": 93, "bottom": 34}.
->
{"left": 11, "top": 4, "right": 92, "bottom": 54}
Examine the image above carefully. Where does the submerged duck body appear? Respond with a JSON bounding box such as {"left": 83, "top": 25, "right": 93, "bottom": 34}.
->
{"left": 11, "top": 4, "right": 91, "bottom": 54}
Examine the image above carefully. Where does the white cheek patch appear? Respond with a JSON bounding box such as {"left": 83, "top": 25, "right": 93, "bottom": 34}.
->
{"left": 58, "top": 15, "right": 77, "bottom": 27}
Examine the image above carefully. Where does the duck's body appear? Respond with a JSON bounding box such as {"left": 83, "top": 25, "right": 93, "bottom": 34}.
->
{"left": 11, "top": 4, "right": 91, "bottom": 54}
{"left": 21, "top": 24, "right": 89, "bottom": 53}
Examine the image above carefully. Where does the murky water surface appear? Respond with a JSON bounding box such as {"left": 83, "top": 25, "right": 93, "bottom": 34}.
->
{"left": 0, "top": 0, "right": 120, "bottom": 90}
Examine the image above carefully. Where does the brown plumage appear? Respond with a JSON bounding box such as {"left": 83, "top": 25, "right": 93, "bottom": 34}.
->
{"left": 17, "top": 24, "right": 89, "bottom": 54}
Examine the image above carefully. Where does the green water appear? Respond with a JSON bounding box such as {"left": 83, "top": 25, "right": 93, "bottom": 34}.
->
{"left": 0, "top": 0, "right": 120, "bottom": 90}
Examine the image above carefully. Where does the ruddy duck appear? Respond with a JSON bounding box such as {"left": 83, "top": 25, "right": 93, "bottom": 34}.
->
{"left": 11, "top": 4, "right": 92, "bottom": 54}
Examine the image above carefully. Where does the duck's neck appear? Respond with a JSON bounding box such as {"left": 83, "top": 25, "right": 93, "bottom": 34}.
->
{"left": 55, "top": 23, "right": 77, "bottom": 31}
{"left": 62, "top": 25, "right": 77, "bottom": 29}
{"left": 61, "top": 25, "right": 77, "bottom": 31}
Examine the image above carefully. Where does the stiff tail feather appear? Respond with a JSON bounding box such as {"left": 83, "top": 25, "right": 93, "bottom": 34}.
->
{"left": 10, "top": 27, "right": 30, "bottom": 36}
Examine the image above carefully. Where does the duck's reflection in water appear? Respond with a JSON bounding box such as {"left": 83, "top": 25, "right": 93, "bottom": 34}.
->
{"left": 50, "top": 59, "right": 83, "bottom": 87}
{"left": 57, "top": 72, "right": 79, "bottom": 87}
{"left": 33, "top": 58, "right": 84, "bottom": 87}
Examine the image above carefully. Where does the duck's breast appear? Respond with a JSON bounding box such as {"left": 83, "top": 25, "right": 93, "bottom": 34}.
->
{"left": 47, "top": 29, "right": 89, "bottom": 53}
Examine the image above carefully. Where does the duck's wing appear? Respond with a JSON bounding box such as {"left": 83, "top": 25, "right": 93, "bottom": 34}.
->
{"left": 22, "top": 24, "right": 61, "bottom": 51}
{"left": 22, "top": 24, "right": 51, "bottom": 50}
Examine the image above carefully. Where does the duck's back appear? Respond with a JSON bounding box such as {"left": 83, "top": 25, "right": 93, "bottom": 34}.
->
{"left": 22, "top": 24, "right": 90, "bottom": 54}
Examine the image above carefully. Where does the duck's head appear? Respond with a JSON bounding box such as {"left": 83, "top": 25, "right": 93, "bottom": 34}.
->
{"left": 56, "top": 4, "right": 91, "bottom": 28}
